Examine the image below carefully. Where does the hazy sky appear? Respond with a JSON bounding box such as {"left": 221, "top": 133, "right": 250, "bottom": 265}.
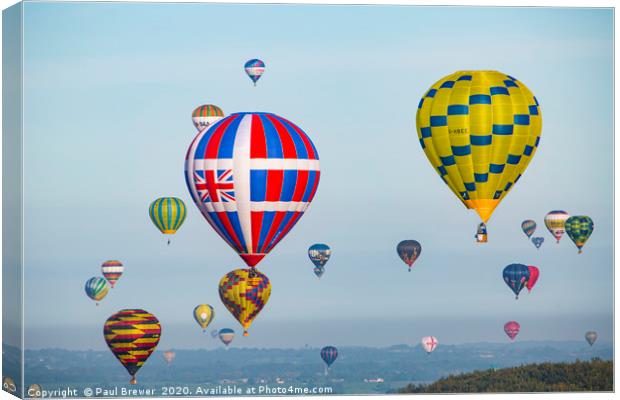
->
{"left": 17, "top": 3, "right": 613, "bottom": 350}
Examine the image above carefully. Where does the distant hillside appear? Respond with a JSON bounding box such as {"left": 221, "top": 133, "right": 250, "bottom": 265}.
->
{"left": 398, "top": 358, "right": 612, "bottom": 393}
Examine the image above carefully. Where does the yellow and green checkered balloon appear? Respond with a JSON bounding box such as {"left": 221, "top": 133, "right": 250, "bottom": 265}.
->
{"left": 565, "top": 216, "right": 594, "bottom": 254}
{"left": 416, "top": 71, "right": 542, "bottom": 223}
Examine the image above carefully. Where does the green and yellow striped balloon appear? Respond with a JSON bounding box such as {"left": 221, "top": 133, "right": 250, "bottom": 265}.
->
{"left": 565, "top": 216, "right": 594, "bottom": 254}
{"left": 84, "top": 277, "right": 109, "bottom": 305}
{"left": 149, "top": 197, "right": 186, "bottom": 235}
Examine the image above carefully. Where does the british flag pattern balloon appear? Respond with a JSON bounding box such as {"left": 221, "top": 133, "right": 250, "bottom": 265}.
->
{"left": 185, "top": 112, "right": 320, "bottom": 267}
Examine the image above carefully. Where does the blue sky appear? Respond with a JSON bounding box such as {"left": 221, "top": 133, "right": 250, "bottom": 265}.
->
{"left": 16, "top": 3, "right": 613, "bottom": 350}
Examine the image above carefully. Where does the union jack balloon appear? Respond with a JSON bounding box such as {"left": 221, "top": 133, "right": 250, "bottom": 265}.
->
{"left": 185, "top": 112, "right": 320, "bottom": 268}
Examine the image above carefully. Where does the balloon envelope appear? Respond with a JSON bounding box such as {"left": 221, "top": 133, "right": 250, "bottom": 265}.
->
{"left": 84, "top": 277, "right": 109, "bottom": 303}
{"left": 192, "top": 104, "right": 224, "bottom": 131}
{"left": 396, "top": 240, "right": 422, "bottom": 271}
{"left": 320, "top": 346, "right": 338, "bottom": 367}
{"left": 163, "top": 351, "right": 176, "bottom": 365}
{"left": 101, "top": 260, "right": 123, "bottom": 288}
{"left": 193, "top": 304, "right": 215, "bottom": 331}
{"left": 526, "top": 266, "right": 539, "bottom": 292}
{"left": 565, "top": 216, "right": 594, "bottom": 253}
{"left": 521, "top": 220, "right": 536, "bottom": 238}
{"left": 308, "top": 244, "right": 331, "bottom": 268}
{"left": 185, "top": 112, "right": 320, "bottom": 268}
{"left": 104, "top": 309, "right": 161, "bottom": 384}
{"left": 244, "top": 59, "right": 265, "bottom": 85}
{"left": 544, "top": 211, "right": 570, "bottom": 243}
{"left": 502, "top": 264, "right": 530, "bottom": 299}
{"left": 416, "top": 71, "right": 542, "bottom": 224}
{"left": 585, "top": 331, "right": 597, "bottom": 346}
{"left": 532, "top": 236, "right": 544, "bottom": 249}
{"left": 218, "top": 328, "right": 235, "bottom": 346}
{"left": 421, "top": 336, "right": 438, "bottom": 354}
{"left": 149, "top": 197, "right": 186, "bottom": 235}
{"left": 219, "top": 269, "right": 271, "bottom": 336}
{"left": 504, "top": 321, "right": 520, "bottom": 340}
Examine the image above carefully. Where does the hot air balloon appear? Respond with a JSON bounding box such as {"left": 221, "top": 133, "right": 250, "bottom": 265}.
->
{"left": 218, "top": 328, "right": 235, "bottom": 346}
{"left": 320, "top": 346, "right": 338, "bottom": 375}
{"left": 502, "top": 264, "right": 530, "bottom": 299}
{"left": 416, "top": 71, "right": 542, "bottom": 235}
{"left": 104, "top": 309, "right": 161, "bottom": 384}
{"left": 149, "top": 197, "right": 186, "bottom": 245}
{"left": 585, "top": 331, "right": 597, "bottom": 346}
{"left": 101, "top": 260, "right": 123, "bottom": 288}
{"left": 421, "top": 336, "right": 438, "bottom": 354}
{"left": 504, "top": 321, "right": 520, "bottom": 340}
{"left": 532, "top": 237, "right": 544, "bottom": 249}
{"left": 163, "top": 351, "right": 176, "bottom": 366}
{"left": 210, "top": 329, "right": 219, "bottom": 338}
{"left": 544, "top": 211, "right": 570, "bottom": 243}
{"left": 84, "top": 277, "right": 109, "bottom": 305}
{"left": 521, "top": 220, "right": 536, "bottom": 238}
{"left": 396, "top": 240, "right": 422, "bottom": 271}
{"left": 565, "top": 216, "right": 594, "bottom": 254}
{"left": 526, "top": 266, "right": 539, "bottom": 293}
{"left": 244, "top": 59, "right": 265, "bottom": 86}
{"left": 313, "top": 266, "right": 325, "bottom": 279}
{"left": 192, "top": 104, "right": 225, "bottom": 132}
{"left": 308, "top": 244, "right": 331, "bottom": 269}
{"left": 218, "top": 269, "right": 271, "bottom": 336}
{"left": 185, "top": 112, "right": 320, "bottom": 268}
{"left": 193, "top": 304, "right": 215, "bottom": 332}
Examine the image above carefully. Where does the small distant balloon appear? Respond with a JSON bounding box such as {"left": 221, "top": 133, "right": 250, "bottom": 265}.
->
{"left": 219, "top": 328, "right": 235, "bottom": 347}
{"left": 244, "top": 59, "right": 265, "bottom": 86}
{"left": 502, "top": 264, "right": 530, "bottom": 299}
{"left": 163, "top": 351, "right": 176, "bottom": 366}
{"left": 396, "top": 240, "right": 422, "bottom": 271}
{"left": 149, "top": 197, "right": 187, "bottom": 245}
{"left": 210, "top": 329, "right": 219, "bottom": 338}
{"left": 526, "top": 266, "right": 539, "bottom": 293}
{"left": 521, "top": 220, "right": 536, "bottom": 238}
{"left": 532, "top": 237, "right": 544, "bottom": 249}
{"left": 585, "top": 331, "right": 597, "bottom": 346}
{"left": 544, "top": 211, "right": 570, "bottom": 243}
{"left": 421, "top": 336, "right": 438, "bottom": 354}
{"left": 191, "top": 104, "right": 224, "bottom": 131}
{"left": 84, "top": 277, "right": 109, "bottom": 305}
{"left": 565, "top": 216, "right": 594, "bottom": 254}
{"left": 101, "top": 260, "right": 123, "bottom": 288}
{"left": 504, "top": 321, "right": 520, "bottom": 341}
{"left": 320, "top": 346, "right": 338, "bottom": 375}
{"left": 193, "top": 304, "right": 215, "bottom": 332}
{"left": 308, "top": 244, "right": 331, "bottom": 269}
